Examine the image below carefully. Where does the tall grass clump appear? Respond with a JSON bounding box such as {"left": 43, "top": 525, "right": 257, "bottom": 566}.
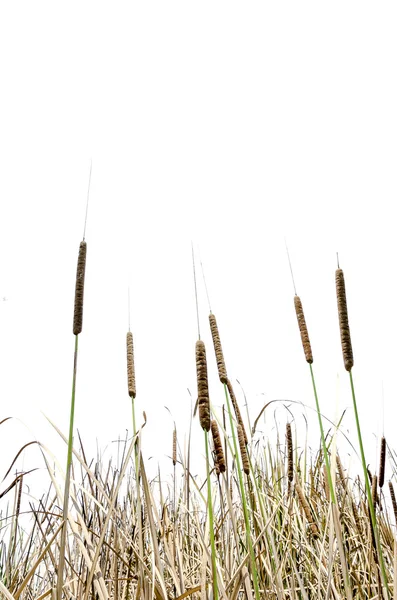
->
{"left": 2, "top": 238, "right": 397, "bottom": 600}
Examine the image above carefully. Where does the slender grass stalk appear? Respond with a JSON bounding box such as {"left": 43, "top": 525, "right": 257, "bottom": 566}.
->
{"left": 205, "top": 430, "right": 218, "bottom": 600}
{"left": 224, "top": 382, "right": 260, "bottom": 600}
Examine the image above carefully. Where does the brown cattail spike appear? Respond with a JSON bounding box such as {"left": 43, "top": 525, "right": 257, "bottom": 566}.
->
{"left": 389, "top": 482, "right": 397, "bottom": 526}
{"left": 126, "top": 332, "right": 136, "bottom": 399}
{"left": 209, "top": 314, "right": 228, "bottom": 383}
{"left": 226, "top": 379, "right": 248, "bottom": 445}
{"left": 196, "top": 340, "right": 210, "bottom": 431}
{"left": 172, "top": 429, "right": 177, "bottom": 466}
{"left": 335, "top": 268, "right": 354, "bottom": 371}
{"left": 211, "top": 420, "right": 226, "bottom": 473}
{"left": 286, "top": 423, "right": 293, "bottom": 483}
{"left": 294, "top": 296, "right": 313, "bottom": 363}
{"left": 379, "top": 436, "right": 386, "bottom": 489}
{"left": 238, "top": 425, "right": 250, "bottom": 475}
{"left": 73, "top": 241, "right": 87, "bottom": 335}
{"left": 295, "top": 481, "right": 320, "bottom": 538}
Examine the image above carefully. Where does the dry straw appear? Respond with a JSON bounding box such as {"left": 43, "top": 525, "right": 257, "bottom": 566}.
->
{"left": 379, "top": 436, "right": 386, "bottom": 489}
{"left": 196, "top": 340, "right": 210, "bottom": 431}
{"left": 73, "top": 240, "right": 87, "bottom": 335}
{"left": 238, "top": 425, "right": 250, "bottom": 475}
{"left": 335, "top": 268, "right": 354, "bottom": 371}
{"left": 226, "top": 378, "right": 248, "bottom": 445}
{"left": 211, "top": 420, "right": 226, "bottom": 473}
{"left": 209, "top": 313, "right": 227, "bottom": 383}
{"left": 126, "top": 332, "right": 136, "bottom": 399}
{"left": 294, "top": 296, "right": 313, "bottom": 363}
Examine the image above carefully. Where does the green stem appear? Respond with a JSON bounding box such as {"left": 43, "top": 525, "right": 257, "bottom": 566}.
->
{"left": 349, "top": 371, "right": 390, "bottom": 598}
{"left": 57, "top": 334, "right": 79, "bottom": 600}
{"left": 205, "top": 430, "right": 218, "bottom": 600}
{"left": 309, "top": 364, "right": 336, "bottom": 504}
{"left": 224, "top": 383, "right": 260, "bottom": 600}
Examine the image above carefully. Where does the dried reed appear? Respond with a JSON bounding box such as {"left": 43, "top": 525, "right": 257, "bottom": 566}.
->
{"left": 196, "top": 340, "right": 210, "bottom": 431}
{"left": 209, "top": 313, "right": 227, "bottom": 383}
{"left": 126, "top": 331, "right": 136, "bottom": 399}
{"left": 294, "top": 296, "right": 313, "bottom": 363}
{"left": 73, "top": 240, "right": 87, "bottom": 335}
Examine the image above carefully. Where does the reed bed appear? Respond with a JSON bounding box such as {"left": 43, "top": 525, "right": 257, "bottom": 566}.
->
{"left": 1, "top": 239, "right": 397, "bottom": 600}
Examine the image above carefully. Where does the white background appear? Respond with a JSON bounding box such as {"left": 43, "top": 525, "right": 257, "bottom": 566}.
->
{"left": 0, "top": 2, "right": 396, "bottom": 498}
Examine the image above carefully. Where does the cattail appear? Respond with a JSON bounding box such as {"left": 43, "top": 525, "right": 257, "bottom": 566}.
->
{"left": 238, "top": 425, "right": 250, "bottom": 475}
{"left": 211, "top": 420, "right": 226, "bottom": 473}
{"left": 172, "top": 429, "right": 177, "bottom": 466}
{"left": 295, "top": 481, "right": 320, "bottom": 538}
{"left": 294, "top": 296, "right": 313, "bottom": 363}
{"left": 73, "top": 241, "right": 87, "bottom": 335}
{"left": 226, "top": 378, "right": 248, "bottom": 445}
{"left": 379, "top": 436, "right": 386, "bottom": 489}
{"left": 335, "top": 268, "right": 354, "bottom": 371}
{"left": 196, "top": 340, "right": 210, "bottom": 431}
{"left": 286, "top": 423, "right": 293, "bottom": 483}
{"left": 209, "top": 313, "right": 227, "bottom": 383}
{"left": 389, "top": 482, "right": 397, "bottom": 526}
{"left": 371, "top": 474, "right": 378, "bottom": 508}
{"left": 126, "top": 332, "right": 136, "bottom": 399}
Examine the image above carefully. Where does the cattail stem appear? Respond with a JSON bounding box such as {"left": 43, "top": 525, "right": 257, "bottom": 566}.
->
{"left": 223, "top": 383, "right": 260, "bottom": 600}
{"left": 57, "top": 333, "right": 79, "bottom": 600}
{"left": 205, "top": 430, "right": 218, "bottom": 600}
{"left": 349, "top": 371, "right": 390, "bottom": 597}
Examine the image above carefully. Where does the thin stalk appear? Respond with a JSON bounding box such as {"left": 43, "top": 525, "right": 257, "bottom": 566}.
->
{"left": 57, "top": 334, "right": 79, "bottom": 600}
{"left": 224, "top": 383, "right": 260, "bottom": 600}
{"left": 205, "top": 430, "right": 218, "bottom": 600}
{"left": 349, "top": 371, "right": 390, "bottom": 598}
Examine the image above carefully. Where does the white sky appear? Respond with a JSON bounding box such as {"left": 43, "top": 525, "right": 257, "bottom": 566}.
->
{"left": 1, "top": 2, "right": 397, "bottom": 496}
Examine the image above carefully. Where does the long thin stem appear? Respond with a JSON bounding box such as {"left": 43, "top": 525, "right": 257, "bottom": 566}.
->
{"left": 205, "top": 430, "right": 218, "bottom": 600}
{"left": 57, "top": 334, "right": 79, "bottom": 600}
{"left": 349, "top": 371, "right": 390, "bottom": 598}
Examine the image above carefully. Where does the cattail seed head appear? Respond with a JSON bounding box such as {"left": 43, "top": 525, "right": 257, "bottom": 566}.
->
{"left": 196, "top": 340, "right": 210, "bottom": 431}
{"left": 73, "top": 241, "right": 87, "bottom": 335}
{"left": 389, "top": 482, "right": 397, "bottom": 526}
{"left": 294, "top": 296, "right": 313, "bottom": 363}
{"left": 336, "top": 268, "right": 354, "bottom": 371}
{"left": 295, "top": 481, "right": 320, "bottom": 538}
{"left": 286, "top": 423, "right": 293, "bottom": 483}
{"left": 238, "top": 425, "right": 250, "bottom": 475}
{"left": 226, "top": 378, "right": 248, "bottom": 445}
{"left": 379, "top": 436, "right": 386, "bottom": 489}
{"left": 126, "top": 332, "right": 136, "bottom": 399}
{"left": 211, "top": 420, "right": 226, "bottom": 473}
{"left": 172, "top": 429, "right": 177, "bottom": 466}
{"left": 209, "top": 313, "right": 228, "bottom": 383}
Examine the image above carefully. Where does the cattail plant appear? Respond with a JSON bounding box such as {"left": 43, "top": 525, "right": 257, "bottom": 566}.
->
{"left": 379, "top": 436, "right": 386, "bottom": 489}
{"left": 295, "top": 480, "right": 320, "bottom": 538}
{"left": 389, "top": 482, "right": 397, "bottom": 526}
{"left": 226, "top": 378, "right": 248, "bottom": 445}
{"left": 58, "top": 238, "right": 87, "bottom": 600}
{"left": 195, "top": 340, "right": 210, "bottom": 432}
{"left": 172, "top": 428, "right": 177, "bottom": 467}
{"left": 209, "top": 313, "right": 228, "bottom": 383}
{"left": 127, "top": 331, "right": 136, "bottom": 401}
{"left": 286, "top": 423, "right": 293, "bottom": 490}
{"left": 336, "top": 264, "right": 389, "bottom": 597}
{"left": 238, "top": 425, "right": 250, "bottom": 475}
{"left": 211, "top": 420, "right": 225, "bottom": 473}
